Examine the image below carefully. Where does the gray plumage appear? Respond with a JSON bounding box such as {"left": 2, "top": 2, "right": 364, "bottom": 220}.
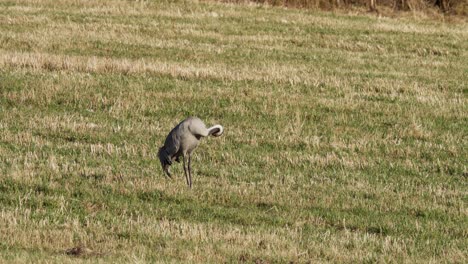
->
{"left": 158, "top": 117, "right": 224, "bottom": 188}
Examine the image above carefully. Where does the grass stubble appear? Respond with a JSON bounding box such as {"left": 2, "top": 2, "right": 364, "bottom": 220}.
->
{"left": 0, "top": 0, "right": 467, "bottom": 262}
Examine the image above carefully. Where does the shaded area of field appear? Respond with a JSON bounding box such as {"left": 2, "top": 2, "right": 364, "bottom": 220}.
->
{"left": 219, "top": 0, "right": 467, "bottom": 15}
{"left": 0, "top": 0, "right": 467, "bottom": 262}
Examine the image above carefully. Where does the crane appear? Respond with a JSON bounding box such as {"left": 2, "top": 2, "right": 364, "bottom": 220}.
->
{"left": 158, "top": 117, "right": 223, "bottom": 188}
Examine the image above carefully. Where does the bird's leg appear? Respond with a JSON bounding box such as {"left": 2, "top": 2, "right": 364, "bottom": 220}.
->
{"left": 188, "top": 154, "right": 192, "bottom": 188}
{"left": 183, "top": 155, "right": 190, "bottom": 188}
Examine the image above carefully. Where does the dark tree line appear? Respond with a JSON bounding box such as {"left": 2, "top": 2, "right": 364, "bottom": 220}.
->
{"left": 224, "top": 0, "right": 467, "bottom": 14}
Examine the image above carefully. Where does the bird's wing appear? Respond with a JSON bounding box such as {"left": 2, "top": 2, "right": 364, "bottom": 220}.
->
{"left": 163, "top": 127, "right": 181, "bottom": 156}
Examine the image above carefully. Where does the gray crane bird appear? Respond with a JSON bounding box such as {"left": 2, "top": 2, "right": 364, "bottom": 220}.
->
{"left": 158, "top": 117, "right": 224, "bottom": 188}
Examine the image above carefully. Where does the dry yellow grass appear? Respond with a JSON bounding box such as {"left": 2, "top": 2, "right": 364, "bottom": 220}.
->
{"left": 0, "top": 0, "right": 467, "bottom": 262}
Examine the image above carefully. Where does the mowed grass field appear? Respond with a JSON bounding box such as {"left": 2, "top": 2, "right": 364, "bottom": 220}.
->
{"left": 0, "top": 0, "right": 467, "bottom": 262}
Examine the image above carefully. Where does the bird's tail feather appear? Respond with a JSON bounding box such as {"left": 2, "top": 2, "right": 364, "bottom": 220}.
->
{"left": 158, "top": 147, "right": 172, "bottom": 166}
{"left": 208, "top": 125, "right": 224, "bottom": 137}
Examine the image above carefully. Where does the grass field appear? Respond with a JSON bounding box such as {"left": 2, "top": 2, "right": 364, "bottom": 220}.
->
{"left": 0, "top": 0, "right": 467, "bottom": 262}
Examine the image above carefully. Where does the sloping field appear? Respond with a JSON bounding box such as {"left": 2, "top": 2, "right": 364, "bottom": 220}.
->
{"left": 0, "top": 0, "right": 467, "bottom": 262}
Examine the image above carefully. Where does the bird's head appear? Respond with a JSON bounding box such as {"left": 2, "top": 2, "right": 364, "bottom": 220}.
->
{"left": 209, "top": 125, "right": 224, "bottom": 137}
